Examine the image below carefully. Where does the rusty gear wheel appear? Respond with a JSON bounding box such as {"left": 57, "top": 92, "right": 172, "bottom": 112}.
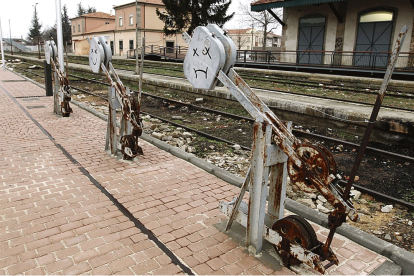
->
{"left": 120, "top": 135, "right": 136, "bottom": 160}
{"left": 61, "top": 101, "right": 72, "bottom": 117}
{"left": 287, "top": 143, "right": 331, "bottom": 193}
{"left": 272, "top": 215, "right": 319, "bottom": 266}
{"left": 316, "top": 144, "right": 337, "bottom": 175}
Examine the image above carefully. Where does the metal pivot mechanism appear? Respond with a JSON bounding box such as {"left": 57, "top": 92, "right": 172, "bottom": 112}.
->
{"left": 87, "top": 36, "right": 143, "bottom": 160}
{"left": 183, "top": 24, "right": 407, "bottom": 273}
{"left": 44, "top": 40, "right": 72, "bottom": 117}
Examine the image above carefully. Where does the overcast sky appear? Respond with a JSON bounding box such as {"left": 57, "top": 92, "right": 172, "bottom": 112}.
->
{"left": 0, "top": 0, "right": 270, "bottom": 40}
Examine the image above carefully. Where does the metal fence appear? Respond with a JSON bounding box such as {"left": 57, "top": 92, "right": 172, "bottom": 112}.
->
{"left": 127, "top": 47, "right": 414, "bottom": 72}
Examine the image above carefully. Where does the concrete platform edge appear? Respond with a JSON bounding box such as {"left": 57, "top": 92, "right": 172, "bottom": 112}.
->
{"left": 11, "top": 69, "right": 413, "bottom": 275}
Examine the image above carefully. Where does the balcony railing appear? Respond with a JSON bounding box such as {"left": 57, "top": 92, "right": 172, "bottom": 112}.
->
{"left": 127, "top": 47, "right": 414, "bottom": 72}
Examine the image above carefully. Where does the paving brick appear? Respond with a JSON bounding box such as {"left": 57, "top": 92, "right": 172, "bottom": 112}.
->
{"left": 220, "top": 251, "right": 241, "bottom": 264}
{"left": 130, "top": 240, "right": 154, "bottom": 253}
{"left": 336, "top": 264, "right": 357, "bottom": 275}
{"left": 24, "top": 267, "right": 46, "bottom": 275}
{"left": 63, "top": 234, "right": 88, "bottom": 247}
{"left": 36, "top": 227, "right": 60, "bottom": 239}
{"left": 45, "top": 258, "right": 73, "bottom": 273}
{"left": 346, "top": 259, "right": 366, "bottom": 271}
{"left": 143, "top": 247, "right": 163, "bottom": 259}
{"left": 72, "top": 249, "right": 100, "bottom": 264}
{"left": 37, "top": 253, "right": 56, "bottom": 266}
{"left": 55, "top": 246, "right": 81, "bottom": 260}
{"left": 91, "top": 265, "right": 111, "bottom": 275}
{"left": 89, "top": 252, "right": 117, "bottom": 268}
{"left": 19, "top": 250, "right": 38, "bottom": 262}
{"left": 355, "top": 249, "right": 378, "bottom": 263}
{"left": 0, "top": 256, "right": 19, "bottom": 270}
{"left": 223, "top": 263, "right": 244, "bottom": 275}
{"left": 152, "top": 263, "right": 182, "bottom": 275}
{"left": 207, "top": 257, "right": 227, "bottom": 270}
{"left": 0, "top": 245, "right": 25, "bottom": 258}
{"left": 37, "top": 242, "right": 64, "bottom": 256}
{"left": 131, "top": 259, "right": 161, "bottom": 274}
{"left": 62, "top": 262, "right": 92, "bottom": 275}
{"left": 193, "top": 251, "right": 210, "bottom": 264}
{"left": 237, "top": 256, "right": 260, "bottom": 270}
{"left": 80, "top": 238, "right": 106, "bottom": 251}
{"left": 193, "top": 263, "right": 214, "bottom": 275}
{"left": 337, "top": 247, "right": 354, "bottom": 259}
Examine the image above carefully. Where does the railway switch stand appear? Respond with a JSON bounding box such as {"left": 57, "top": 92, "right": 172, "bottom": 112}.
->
{"left": 184, "top": 24, "right": 408, "bottom": 273}
{"left": 44, "top": 40, "right": 73, "bottom": 117}
{"left": 87, "top": 36, "right": 143, "bottom": 160}
{"left": 183, "top": 24, "right": 366, "bottom": 274}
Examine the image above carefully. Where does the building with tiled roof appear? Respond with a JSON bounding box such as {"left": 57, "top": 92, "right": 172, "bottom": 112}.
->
{"left": 71, "top": 12, "right": 115, "bottom": 55}
{"left": 225, "top": 28, "right": 281, "bottom": 50}
{"left": 71, "top": 1, "right": 186, "bottom": 57}
{"left": 250, "top": 0, "right": 414, "bottom": 67}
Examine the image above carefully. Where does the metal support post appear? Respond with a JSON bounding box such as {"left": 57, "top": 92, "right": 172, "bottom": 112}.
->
{"left": 44, "top": 61, "right": 53, "bottom": 96}
{"left": 107, "top": 86, "right": 118, "bottom": 156}
{"left": 53, "top": 72, "right": 61, "bottom": 115}
{"left": 247, "top": 122, "right": 269, "bottom": 254}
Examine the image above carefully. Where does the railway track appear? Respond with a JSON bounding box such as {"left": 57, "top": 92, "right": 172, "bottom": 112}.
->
{"left": 11, "top": 57, "right": 414, "bottom": 111}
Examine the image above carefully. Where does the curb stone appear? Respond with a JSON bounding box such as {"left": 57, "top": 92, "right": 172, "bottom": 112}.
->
{"left": 13, "top": 69, "right": 413, "bottom": 275}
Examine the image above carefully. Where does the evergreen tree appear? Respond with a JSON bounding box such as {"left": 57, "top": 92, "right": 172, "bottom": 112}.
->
{"left": 156, "top": 0, "right": 234, "bottom": 36}
{"left": 77, "top": 2, "right": 86, "bottom": 16}
{"left": 62, "top": 5, "right": 72, "bottom": 45}
{"left": 87, "top": 6, "right": 97, "bottom": 14}
{"left": 77, "top": 2, "right": 97, "bottom": 16}
{"left": 42, "top": 5, "right": 72, "bottom": 46}
{"left": 28, "top": 6, "right": 42, "bottom": 44}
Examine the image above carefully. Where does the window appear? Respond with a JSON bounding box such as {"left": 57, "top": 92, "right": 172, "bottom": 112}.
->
{"left": 129, "top": 39, "right": 134, "bottom": 50}
{"left": 78, "top": 24, "right": 80, "bottom": 32}
{"left": 360, "top": 11, "right": 393, "bottom": 23}
{"left": 129, "top": 15, "right": 133, "bottom": 26}
{"left": 73, "top": 25, "right": 75, "bottom": 33}
{"left": 119, "top": 16, "right": 123, "bottom": 27}
{"left": 119, "top": 40, "right": 123, "bottom": 50}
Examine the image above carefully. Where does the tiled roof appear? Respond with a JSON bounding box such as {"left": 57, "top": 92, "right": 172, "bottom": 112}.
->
{"left": 140, "top": 0, "right": 163, "bottom": 4}
{"left": 84, "top": 23, "right": 116, "bottom": 34}
{"left": 226, "top": 28, "right": 251, "bottom": 34}
{"left": 71, "top": 12, "right": 115, "bottom": 20}
{"left": 251, "top": 0, "right": 284, "bottom": 5}
{"left": 82, "top": 12, "right": 115, "bottom": 19}
{"left": 113, "top": 0, "right": 164, "bottom": 9}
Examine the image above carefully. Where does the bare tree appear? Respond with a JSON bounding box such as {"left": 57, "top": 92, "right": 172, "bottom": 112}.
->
{"left": 229, "top": 28, "right": 248, "bottom": 50}
{"left": 239, "top": 1, "right": 282, "bottom": 50}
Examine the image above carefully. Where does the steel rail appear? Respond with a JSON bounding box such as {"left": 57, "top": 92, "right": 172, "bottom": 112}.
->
{"left": 18, "top": 60, "right": 414, "bottom": 112}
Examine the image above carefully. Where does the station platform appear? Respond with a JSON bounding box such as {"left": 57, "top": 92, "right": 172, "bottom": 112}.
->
{"left": 6, "top": 54, "right": 414, "bottom": 144}
{"left": 0, "top": 68, "right": 406, "bottom": 275}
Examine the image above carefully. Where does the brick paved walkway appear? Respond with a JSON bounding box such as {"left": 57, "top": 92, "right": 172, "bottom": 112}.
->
{"left": 0, "top": 69, "right": 389, "bottom": 275}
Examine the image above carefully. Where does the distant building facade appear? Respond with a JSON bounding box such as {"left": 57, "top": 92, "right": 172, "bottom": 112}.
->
{"left": 71, "top": 12, "right": 115, "bottom": 55}
{"left": 251, "top": 0, "right": 414, "bottom": 66}
{"left": 71, "top": 0, "right": 186, "bottom": 56}
{"left": 226, "top": 28, "right": 281, "bottom": 50}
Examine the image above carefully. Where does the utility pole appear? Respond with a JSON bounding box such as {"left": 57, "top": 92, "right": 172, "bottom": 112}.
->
{"left": 55, "top": 0, "right": 64, "bottom": 73}
{"left": 251, "top": 21, "right": 254, "bottom": 50}
{"left": 33, "top": 3, "right": 41, "bottom": 59}
{"left": 0, "top": 17, "right": 5, "bottom": 69}
{"left": 135, "top": 0, "right": 139, "bottom": 74}
{"left": 8, "top": 19, "right": 12, "bottom": 55}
